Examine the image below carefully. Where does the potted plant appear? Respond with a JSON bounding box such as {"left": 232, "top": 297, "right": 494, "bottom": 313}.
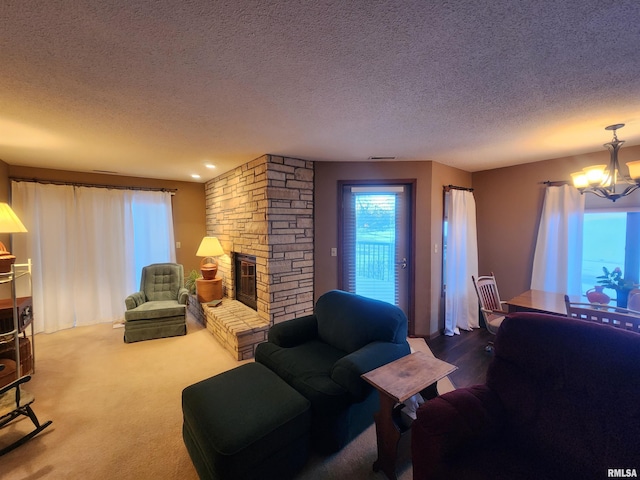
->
{"left": 597, "top": 267, "right": 636, "bottom": 308}
{"left": 185, "top": 269, "right": 200, "bottom": 296}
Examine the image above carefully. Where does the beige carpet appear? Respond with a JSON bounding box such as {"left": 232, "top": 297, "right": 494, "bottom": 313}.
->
{"left": 0, "top": 315, "right": 453, "bottom": 480}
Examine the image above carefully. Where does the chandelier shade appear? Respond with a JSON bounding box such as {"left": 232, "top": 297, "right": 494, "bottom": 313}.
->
{"left": 570, "top": 124, "right": 640, "bottom": 202}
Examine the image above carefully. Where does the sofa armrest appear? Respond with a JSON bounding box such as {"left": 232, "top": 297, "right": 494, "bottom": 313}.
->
{"left": 267, "top": 314, "right": 318, "bottom": 347}
{"left": 411, "top": 385, "right": 504, "bottom": 480}
{"left": 125, "top": 291, "right": 146, "bottom": 310}
{"left": 331, "top": 341, "right": 411, "bottom": 401}
{"left": 178, "top": 287, "right": 189, "bottom": 305}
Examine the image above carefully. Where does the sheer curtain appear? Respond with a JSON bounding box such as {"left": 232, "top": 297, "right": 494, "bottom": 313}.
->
{"left": 444, "top": 189, "right": 479, "bottom": 336}
{"left": 11, "top": 181, "right": 175, "bottom": 333}
{"left": 531, "top": 185, "right": 584, "bottom": 296}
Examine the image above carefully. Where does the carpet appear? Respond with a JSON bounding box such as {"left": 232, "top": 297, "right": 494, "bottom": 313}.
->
{"left": 0, "top": 315, "right": 453, "bottom": 480}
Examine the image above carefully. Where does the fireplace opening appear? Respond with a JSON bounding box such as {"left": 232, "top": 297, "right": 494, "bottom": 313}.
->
{"left": 235, "top": 253, "right": 257, "bottom": 310}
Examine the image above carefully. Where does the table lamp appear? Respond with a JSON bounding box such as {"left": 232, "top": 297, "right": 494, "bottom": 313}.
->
{"left": 196, "top": 237, "right": 224, "bottom": 280}
{"left": 0, "top": 203, "right": 27, "bottom": 273}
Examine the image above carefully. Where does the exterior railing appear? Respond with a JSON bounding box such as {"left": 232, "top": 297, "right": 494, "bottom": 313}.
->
{"left": 356, "top": 240, "right": 394, "bottom": 281}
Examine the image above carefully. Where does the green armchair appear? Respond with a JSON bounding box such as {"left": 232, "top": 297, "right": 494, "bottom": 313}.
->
{"left": 124, "top": 263, "right": 188, "bottom": 343}
{"left": 255, "top": 290, "right": 410, "bottom": 452}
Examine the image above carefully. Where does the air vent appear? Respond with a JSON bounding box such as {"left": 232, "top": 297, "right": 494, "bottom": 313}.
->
{"left": 93, "top": 170, "right": 119, "bottom": 174}
{"left": 368, "top": 156, "right": 396, "bottom": 160}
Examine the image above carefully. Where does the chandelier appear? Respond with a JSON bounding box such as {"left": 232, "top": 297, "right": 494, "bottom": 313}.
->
{"left": 570, "top": 124, "right": 640, "bottom": 202}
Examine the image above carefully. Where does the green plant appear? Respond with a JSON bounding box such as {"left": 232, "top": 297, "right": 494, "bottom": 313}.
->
{"left": 185, "top": 269, "right": 200, "bottom": 295}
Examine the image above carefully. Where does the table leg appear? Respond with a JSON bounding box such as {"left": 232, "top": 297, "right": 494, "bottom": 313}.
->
{"left": 420, "top": 382, "right": 439, "bottom": 401}
{"left": 372, "top": 392, "right": 401, "bottom": 480}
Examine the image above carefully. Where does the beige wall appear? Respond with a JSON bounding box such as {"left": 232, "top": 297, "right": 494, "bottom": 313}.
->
{"left": 472, "top": 144, "right": 640, "bottom": 302}
{"left": 314, "top": 160, "right": 471, "bottom": 337}
{"left": 6, "top": 166, "right": 207, "bottom": 274}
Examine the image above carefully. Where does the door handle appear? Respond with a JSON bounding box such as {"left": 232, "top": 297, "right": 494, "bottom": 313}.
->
{"left": 397, "top": 258, "right": 407, "bottom": 269}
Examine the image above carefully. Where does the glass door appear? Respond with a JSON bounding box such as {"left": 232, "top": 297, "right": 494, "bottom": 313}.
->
{"left": 340, "top": 182, "right": 413, "bottom": 320}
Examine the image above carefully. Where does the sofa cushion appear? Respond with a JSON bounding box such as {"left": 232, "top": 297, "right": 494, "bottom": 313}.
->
{"left": 124, "top": 301, "right": 185, "bottom": 321}
{"left": 255, "top": 339, "right": 352, "bottom": 414}
{"left": 142, "top": 263, "right": 184, "bottom": 302}
{"left": 315, "top": 290, "right": 407, "bottom": 353}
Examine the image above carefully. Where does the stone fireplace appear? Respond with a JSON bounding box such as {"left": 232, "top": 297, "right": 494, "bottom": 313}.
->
{"left": 204, "top": 154, "right": 315, "bottom": 327}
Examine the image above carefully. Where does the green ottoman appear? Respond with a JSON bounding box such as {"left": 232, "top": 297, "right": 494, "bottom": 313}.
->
{"left": 182, "top": 362, "right": 311, "bottom": 480}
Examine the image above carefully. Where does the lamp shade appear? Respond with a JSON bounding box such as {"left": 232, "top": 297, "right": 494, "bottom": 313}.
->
{"left": 0, "top": 203, "right": 27, "bottom": 273}
{"left": 627, "top": 160, "right": 640, "bottom": 180}
{"left": 0, "top": 203, "right": 27, "bottom": 233}
{"left": 196, "top": 237, "right": 224, "bottom": 280}
{"left": 196, "top": 237, "right": 224, "bottom": 257}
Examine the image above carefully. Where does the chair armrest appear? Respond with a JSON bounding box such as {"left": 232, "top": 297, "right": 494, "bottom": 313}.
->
{"left": 267, "top": 314, "right": 318, "bottom": 347}
{"left": 332, "top": 341, "right": 411, "bottom": 401}
{"left": 411, "top": 385, "right": 504, "bottom": 480}
{"left": 125, "top": 291, "right": 146, "bottom": 310}
{"left": 0, "top": 374, "right": 31, "bottom": 396}
{"left": 481, "top": 306, "right": 508, "bottom": 315}
{"left": 178, "top": 287, "right": 189, "bottom": 305}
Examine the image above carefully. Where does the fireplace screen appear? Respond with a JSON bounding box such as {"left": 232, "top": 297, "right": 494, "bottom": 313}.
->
{"left": 235, "top": 253, "right": 257, "bottom": 310}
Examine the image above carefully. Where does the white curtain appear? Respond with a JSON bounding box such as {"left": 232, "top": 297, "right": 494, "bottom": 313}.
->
{"left": 11, "top": 181, "right": 175, "bottom": 333}
{"left": 444, "top": 189, "right": 479, "bottom": 336}
{"left": 531, "top": 185, "right": 584, "bottom": 296}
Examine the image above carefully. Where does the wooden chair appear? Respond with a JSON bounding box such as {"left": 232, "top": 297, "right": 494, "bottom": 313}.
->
{"left": 472, "top": 273, "right": 508, "bottom": 351}
{"left": 0, "top": 369, "right": 52, "bottom": 456}
{"left": 564, "top": 295, "right": 640, "bottom": 334}
{"left": 627, "top": 288, "right": 640, "bottom": 313}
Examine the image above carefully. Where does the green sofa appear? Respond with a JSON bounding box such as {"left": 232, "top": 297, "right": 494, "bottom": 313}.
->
{"left": 255, "top": 289, "right": 411, "bottom": 452}
{"left": 124, "top": 263, "right": 188, "bottom": 343}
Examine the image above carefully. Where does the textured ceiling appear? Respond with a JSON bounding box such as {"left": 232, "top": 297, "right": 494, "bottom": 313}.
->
{"left": 1, "top": 0, "right": 640, "bottom": 182}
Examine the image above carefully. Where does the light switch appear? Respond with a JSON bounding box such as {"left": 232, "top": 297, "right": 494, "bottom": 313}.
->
{"left": 176, "top": 241, "right": 181, "bottom": 249}
{"left": 330, "top": 247, "right": 337, "bottom": 257}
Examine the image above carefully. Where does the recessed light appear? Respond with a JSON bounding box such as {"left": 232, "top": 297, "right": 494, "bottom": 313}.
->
{"left": 205, "top": 163, "right": 216, "bottom": 169}
{"left": 191, "top": 174, "right": 201, "bottom": 179}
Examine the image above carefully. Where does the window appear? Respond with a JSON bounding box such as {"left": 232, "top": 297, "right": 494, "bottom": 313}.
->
{"left": 582, "top": 211, "right": 640, "bottom": 300}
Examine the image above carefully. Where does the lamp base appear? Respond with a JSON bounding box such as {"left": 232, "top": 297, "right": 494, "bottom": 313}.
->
{"left": 0, "top": 255, "right": 16, "bottom": 274}
{"left": 200, "top": 257, "right": 219, "bottom": 280}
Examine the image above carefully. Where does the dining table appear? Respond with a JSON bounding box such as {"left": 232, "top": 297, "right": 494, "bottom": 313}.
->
{"left": 505, "top": 289, "right": 582, "bottom": 316}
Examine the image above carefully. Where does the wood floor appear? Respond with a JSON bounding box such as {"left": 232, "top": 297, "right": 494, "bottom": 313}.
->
{"left": 425, "top": 327, "right": 495, "bottom": 388}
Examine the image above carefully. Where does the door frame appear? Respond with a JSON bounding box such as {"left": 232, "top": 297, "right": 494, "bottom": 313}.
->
{"left": 337, "top": 179, "right": 417, "bottom": 335}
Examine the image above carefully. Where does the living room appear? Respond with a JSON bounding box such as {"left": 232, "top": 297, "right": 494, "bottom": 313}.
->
{"left": 1, "top": 1, "right": 640, "bottom": 479}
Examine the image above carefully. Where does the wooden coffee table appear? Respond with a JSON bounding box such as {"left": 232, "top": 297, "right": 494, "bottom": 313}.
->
{"left": 362, "top": 351, "right": 457, "bottom": 480}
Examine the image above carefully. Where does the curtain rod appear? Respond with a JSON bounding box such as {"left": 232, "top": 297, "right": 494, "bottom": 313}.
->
{"left": 443, "top": 184, "right": 474, "bottom": 192}
{"left": 541, "top": 180, "right": 570, "bottom": 186}
{"left": 10, "top": 177, "right": 177, "bottom": 194}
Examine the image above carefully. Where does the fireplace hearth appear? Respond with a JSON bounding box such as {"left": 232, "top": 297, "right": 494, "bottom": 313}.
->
{"left": 235, "top": 253, "right": 257, "bottom": 310}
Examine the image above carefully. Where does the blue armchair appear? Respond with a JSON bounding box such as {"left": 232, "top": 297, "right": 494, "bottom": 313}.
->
{"left": 255, "top": 290, "right": 410, "bottom": 452}
{"left": 124, "top": 263, "right": 188, "bottom": 343}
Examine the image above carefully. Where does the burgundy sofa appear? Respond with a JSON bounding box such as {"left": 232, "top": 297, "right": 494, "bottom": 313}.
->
{"left": 412, "top": 312, "right": 640, "bottom": 480}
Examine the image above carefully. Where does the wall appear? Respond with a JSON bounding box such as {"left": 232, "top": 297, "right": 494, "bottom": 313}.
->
{"left": 472, "top": 144, "right": 640, "bottom": 302}
{"left": 6, "top": 166, "right": 206, "bottom": 274}
{"left": 314, "top": 160, "right": 471, "bottom": 337}
{"left": 204, "top": 155, "right": 314, "bottom": 325}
